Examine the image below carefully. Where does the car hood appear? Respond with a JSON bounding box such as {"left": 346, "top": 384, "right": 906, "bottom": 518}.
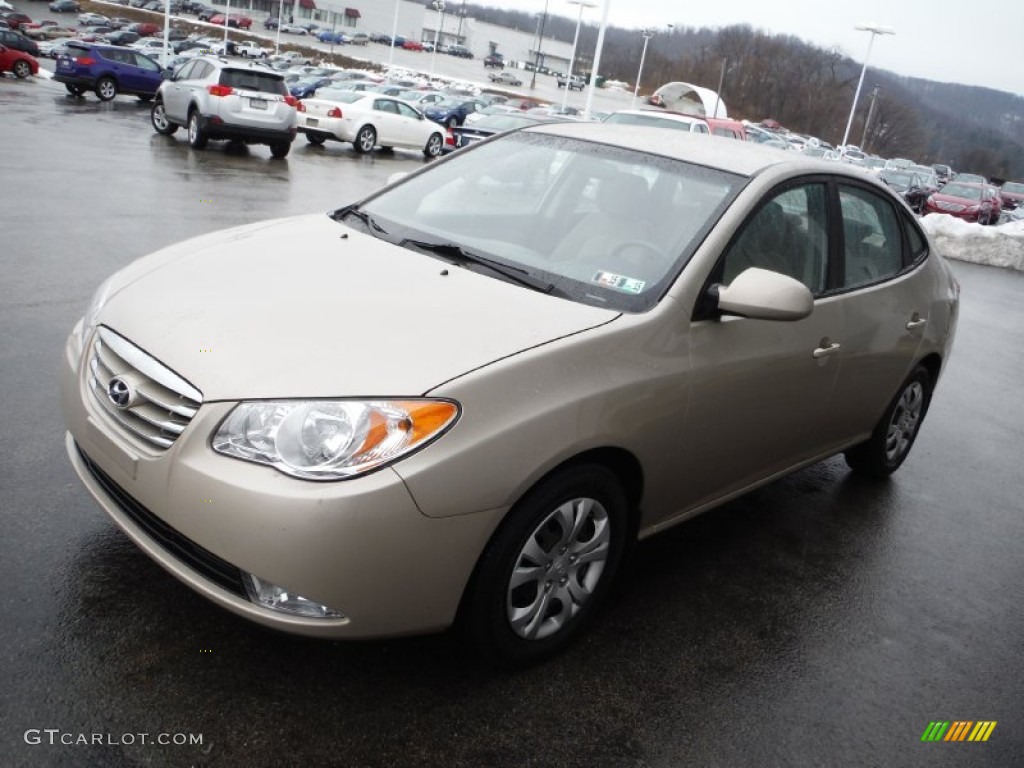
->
{"left": 95, "top": 214, "right": 617, "bottom": 401}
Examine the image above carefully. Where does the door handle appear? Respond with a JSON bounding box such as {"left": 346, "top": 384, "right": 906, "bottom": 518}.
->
{"left": 812, "top": 342, "right": 841, "bottom": 358}
{"left": 906, "top": 316, "right": 928, "bottom": 330}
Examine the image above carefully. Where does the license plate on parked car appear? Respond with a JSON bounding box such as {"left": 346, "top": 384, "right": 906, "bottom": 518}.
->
{"left": 306, "top": 118, "right": 318, "bottom": 127}
{"left": 250, "top": 98, "right": 267, "bottom": 110}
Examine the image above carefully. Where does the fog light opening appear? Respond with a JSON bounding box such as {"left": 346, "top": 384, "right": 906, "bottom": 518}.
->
{"left": 243, "top": 573, "right": 345, "bottom": 619}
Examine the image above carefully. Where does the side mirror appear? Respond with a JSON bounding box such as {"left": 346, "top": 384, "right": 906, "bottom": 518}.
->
{"left": 714, "top": 267, "right": 813, "bottom": 321}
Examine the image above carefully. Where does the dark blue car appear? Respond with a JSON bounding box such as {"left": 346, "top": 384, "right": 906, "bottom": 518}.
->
{"left": 317, "top": 30, "right": 345, "bottom": 44}
{"left": 54, "top": 41, "right": 164, "bottom": 101}
{"left": 423, "top": 98, "right": 487, "bottom": 128}
{"left": 288, "top": 76, "right": 332, "bottom": 99}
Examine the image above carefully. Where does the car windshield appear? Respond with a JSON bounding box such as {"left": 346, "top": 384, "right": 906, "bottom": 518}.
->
{"left": 603, "top": 112, "right": 695, "bottom": 132}
{"left": 355, "top": 131, "right": 743, "bottom": 312}
{"left": 881, "top": 171, "right": 913, "bottom": 187}
{"left": 471, "top": 114, "right": 539, "bottom": 131}
{"left": 939, "top": 183, "right": 982, "bottom": 200}
{"left": 314, "top": 88, "right": 363, "bottom": 103}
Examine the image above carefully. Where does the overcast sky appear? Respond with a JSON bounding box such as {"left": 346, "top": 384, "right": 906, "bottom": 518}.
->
{"left": 477, "top": 0, "right": 1024, "bottom": 96}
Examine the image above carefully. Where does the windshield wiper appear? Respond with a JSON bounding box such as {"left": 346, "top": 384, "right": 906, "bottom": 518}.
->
{"left": 331, "top": 203, "right": 388, "bottom": 236}
{"left": 401, "top": 239, "right": 555, "bottom": 294}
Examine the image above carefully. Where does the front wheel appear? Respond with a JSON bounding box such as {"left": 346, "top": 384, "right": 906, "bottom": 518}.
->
{"left": 95, "top": 76, "right": 118, "bottom": 101}
{"left": 187, "top": 110, "right": 208, "bottom": 149}
{"left": 845, "top": 365, "right": 932, "bottom": 478}
{"left": 65, "top": 83, "right": 85, "bottom": 96}
{"left": 12, "top": 60, "right": 31, "bottom": 79}
{"left": 305, "top": 133, "right": 326, "bottom": 146}
{"left": 460, "top": 464, "right": 629, "bottom": 665}
{"left": 269, "top": 141, "right": 291, "bottom": 158}
{"left": 150, "top": 100, "right": 177, "bottom": 135}
{"left": 423, "top": 132, "right": 443, "bottom": 157}
{"left": 353, "top": 124, "right": 376, "bottom": 153}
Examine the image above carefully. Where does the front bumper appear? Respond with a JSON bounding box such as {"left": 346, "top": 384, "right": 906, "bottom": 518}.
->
{"left": 60, "top": 327, "right": 502, "bottom": 638}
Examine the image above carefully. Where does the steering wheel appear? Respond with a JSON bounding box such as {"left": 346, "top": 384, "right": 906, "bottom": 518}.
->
{"left": 610, "top": 239, "right": 669, "bottom": 267}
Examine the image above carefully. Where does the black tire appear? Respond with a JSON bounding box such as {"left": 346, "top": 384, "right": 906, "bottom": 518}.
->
{"left": 150, "top": 100, "right": 177, "bottom": 135}
{"left": 187, "top": 110, "right": 208, "bottom": 149}
{"left": 305, "top": 133, "right": 326, "bottom": 146}
{"left": 353, "top": 124, "right": 376, "bottom": 153}
{"left": 423, "top": 132, "right": 443, "bottom": 158}
{"left": 137, "top": 94, "right": 153, "bottom": 103}
{"left": 845, "top": 364, "right": 932, "bottom": 478}
{"left": 65, "top": 83, "right": 85, "bottom": 96}
{"left": 269, "top": 141, "right": 291, "bottom": 158}
{"left": 460, "top": 464, "right": 629, "bottom": 666}
{"left": 12, "top": 60, "right": 31, "bottom": 79}
{"left": 95, "top": 76, "right": 118, "bottom": 102}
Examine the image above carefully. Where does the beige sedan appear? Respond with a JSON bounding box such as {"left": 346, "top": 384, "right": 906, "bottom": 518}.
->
{"left": 61, "top": 124, "right": 958, "bottom": 664}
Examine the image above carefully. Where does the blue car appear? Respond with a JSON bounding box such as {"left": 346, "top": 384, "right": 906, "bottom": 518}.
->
{"left": 288, "top": 76, "right": 332, "bottom": 99}
{"left": 54, "top": 41, "right": 164, "bottom": 101}
{"left": 423, "top": 98, "right": 488, "bottom": 128}
{"left": 317, "top": 30, "right": 346, "bottom": 44}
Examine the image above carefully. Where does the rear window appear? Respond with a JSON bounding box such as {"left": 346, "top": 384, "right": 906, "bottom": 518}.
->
{"left": 219, "top": 69, "right": 286, "bottom": 95}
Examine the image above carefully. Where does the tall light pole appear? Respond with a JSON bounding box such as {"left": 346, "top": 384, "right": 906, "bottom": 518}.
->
{"left": 840, "top": 23, "right": 895, "bottom": 150}
{"left": 529, "top": 0, "right": 550, "bottom": 90}
{"left": 274, "top": 0, "right": 284, "bottom": 54}
{"left": 582, "top": 0, "right": 611, "bottom": 120}
{"left": 456, "top": 0, "right": 466, "bottom": 43}
{"left": 223, "top": 0, "right": 230, "bottom": 50}
{"left": 388, "top": 0, "right": 400, "bottom": 67}
{"left": 430, "top": 0, "right": 445, "bottom": 79}
{"left": 631, "top": 25, "right": 670, "bottom": 108}
{"left": 861, "top": 84, "right": 880, "bottom": 150}
{"left": 561, "top": 0, "right": 596, "bottom": 112}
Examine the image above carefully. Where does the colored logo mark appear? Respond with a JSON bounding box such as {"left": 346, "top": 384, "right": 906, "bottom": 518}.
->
{"left": 921, "top": 721, "right": 996, "bottom": 742}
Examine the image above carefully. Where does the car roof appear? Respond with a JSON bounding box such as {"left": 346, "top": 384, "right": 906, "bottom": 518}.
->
{"left": 522, "top": 122, "right": 863, "bottom": 179}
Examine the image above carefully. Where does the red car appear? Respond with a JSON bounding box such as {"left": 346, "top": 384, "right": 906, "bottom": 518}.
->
{"left": 924, "top": 182, "right": 999, "bottom": 225}
{"left": 209, "top": 13, "right": 252, "bottom": 29}
{"left": 0, "top": 43, "right": 39, "bottom": 78}
{"left": 127, "top": 22, "right": 159, "bottom": 36}
{"left": 1, "top": 12, "right": 32, "bottom": 30}
{"left": 401, "top": 39, "right": 423, "bottom": 51}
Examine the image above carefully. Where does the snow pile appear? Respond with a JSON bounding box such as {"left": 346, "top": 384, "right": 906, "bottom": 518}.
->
{"left": 920, "top": 214, "right": 1024, "bottom": 272}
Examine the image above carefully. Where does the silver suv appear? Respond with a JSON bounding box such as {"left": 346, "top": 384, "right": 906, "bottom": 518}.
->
{"left": 151, "top": 56, "right": 297, "bottom": 157}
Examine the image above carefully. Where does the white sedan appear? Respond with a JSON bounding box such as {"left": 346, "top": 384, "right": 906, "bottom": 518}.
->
{"left": 297, "top": 88, "right": 445, "bottom": 157}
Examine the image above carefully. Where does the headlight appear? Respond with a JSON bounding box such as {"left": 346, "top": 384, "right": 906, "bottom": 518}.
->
{"left": 212, "top": 399, "right": 459, "bottom": 480}
{"left": 73, "top": 276, "right": 116, "bottom": 354}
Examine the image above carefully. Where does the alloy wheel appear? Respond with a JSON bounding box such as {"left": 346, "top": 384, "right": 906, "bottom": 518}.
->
{"left": 884, "top": 381, "right": 924, "bottom": 462}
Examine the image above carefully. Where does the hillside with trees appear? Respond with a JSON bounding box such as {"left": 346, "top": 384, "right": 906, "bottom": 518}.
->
{"left": 448, "top": 3, "right": 1024, "bottom": 179}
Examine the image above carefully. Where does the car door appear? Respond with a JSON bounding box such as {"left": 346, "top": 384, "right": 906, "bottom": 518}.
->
{"left": 679, "top": 180, "right": 845, "bottom": 511}
{"left": 162, "top": 58, "right": 204, "bottom": 120}
{"left": 394, "top": 100, "right": 427, "bottom": 147}
{"left": 813, "top": 181, "right": 933, "bottom": 450}
{"left": 128, "top": 50, "right": 161, "bottom": 94}
{"left": 371, "top": 98, "right": 400, "bottom": 145}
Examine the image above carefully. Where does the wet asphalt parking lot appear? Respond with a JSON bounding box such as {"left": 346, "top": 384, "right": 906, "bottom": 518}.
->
{"left": 1, "top": 73, "right": 1022, "bottom": 767}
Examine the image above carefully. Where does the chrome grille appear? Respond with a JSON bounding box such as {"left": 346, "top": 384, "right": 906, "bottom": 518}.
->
{"left": 86, "top": 326, "right": 203, "bottom": 450}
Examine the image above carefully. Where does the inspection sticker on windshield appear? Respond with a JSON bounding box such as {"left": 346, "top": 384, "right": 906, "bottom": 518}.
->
{"left": 592, "top": 271, "right": 645, "bottom": 294}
